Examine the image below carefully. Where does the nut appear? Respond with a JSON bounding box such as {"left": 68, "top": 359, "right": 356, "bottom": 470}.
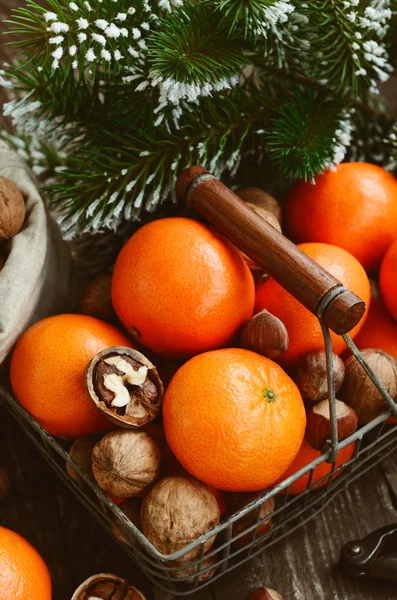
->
{"left": 92, "top": 430, "right": 162, "bottom": 497}
{"left": 141, "top": 476, "right": 220, "bottom": 561}
{"left": 235, "top": 187, "right": 282, "bottom": 224}
{"left": 111, "top": 498, "right": 142, "bottom": 545}
{"left": 79, "top": 274, "right": 115, "bottom": 322}
{"left": 295, "top": 350, "right": 345, "bottom": 405}
{"left": 71, "top": 573, "right": 146, "bottom": 599}
{"left": 0, "top": 466, "right": 10, "bottom": 501}
{"left": 66, "top": 436, "right": 96, "bottom": 482}
{"left": 86, "top": 346, "right": 164, "bottom": 428}
{"left": 306, "top": 399, "right": 358, "bottom": 450}
{"left": 240, "top": 310, "right": 289, "bottom": 359}
{"left": 248, "top": 588, "right": 283, "bottom": 600}
{"left": 169, "top": 555, "right": 217, "bottom": 583}
{"left": 341, "top": 349, "right": 397, "bottom": 425}
{"left": 0, "top": 178, "right": 26, "bottom": 240}
{"left": 228, "top": 491, "right": 274, "bottom": 548}
{"left": 245, "top": 202, "right": 282, "bottom": 233}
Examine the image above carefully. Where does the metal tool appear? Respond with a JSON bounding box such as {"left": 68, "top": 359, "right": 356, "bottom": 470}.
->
{"left": 341, "top": 524, "right": 397, "bottom": 581}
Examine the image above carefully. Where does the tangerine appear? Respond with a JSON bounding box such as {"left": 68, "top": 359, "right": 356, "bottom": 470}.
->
{"left": 285, "top": 163, "right": 397, "bottom": 271}
{"left": 163, "top": 348, "right": 306, "bottom": 492}
{"left": 10, "top": 314, "right": 133, "bottom": 438}
{"left": 380, "top": 239, "right": 397, "bottom": 321}
{"left": 353, "top": 281, "right": 397, "bottom": 360}
{"left": 255, "top": 243, "right": 371, "bottom": 367}
{"left": 111, "top": 218, "right": 255, "bottom": 358}
{"left": 280, "top": 439, "right": 356, "bottom": 495}
{"left": 0, "top": 526, "right": 52, "bottom": 600}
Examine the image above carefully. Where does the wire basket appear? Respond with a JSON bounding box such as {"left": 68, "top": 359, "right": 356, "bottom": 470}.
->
{"left": 1, "top": 166, "right": 397, "bottom": 596}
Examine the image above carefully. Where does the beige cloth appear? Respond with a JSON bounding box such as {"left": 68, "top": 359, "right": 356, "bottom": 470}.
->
{"left": 0, "top": 141, "right": 75, "bottom": 365}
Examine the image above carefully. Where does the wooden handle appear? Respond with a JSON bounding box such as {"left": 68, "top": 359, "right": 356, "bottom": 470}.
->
{"left": 176, "top": 166, "right": 366, "bottom": 335}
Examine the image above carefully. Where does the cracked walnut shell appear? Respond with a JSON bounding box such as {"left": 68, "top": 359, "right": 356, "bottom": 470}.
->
{"left": 85, "top": 346, "right": 164, "bottom": 428}
{"left": 71, "top": 573, "right": 146, "bottom": 600}
{"left": 92, "top": 429, "right": 162, "bottom": 497}
{"left": 141, "top": 476, "right": 220, "bottom": 561}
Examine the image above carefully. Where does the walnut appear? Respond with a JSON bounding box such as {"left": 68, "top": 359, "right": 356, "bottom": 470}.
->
{"left": 341, "top": 349, "right": 397, "bottom": 424}
{"left": 85, "top": 346, "right": 164, "bottom": 428}
{"left": 235, "top": 187, "right": 282, "bottom": 224}
{"left": 92, "top": 430, "right": 162, "bottom": 497}
{"left": 66, "top": 436, "right": 96, "bottom": 483}
{"left": 111, "top": 498, "right": 142, "bottom": 545}
{"left": 0, "top": 178, "right": 26, "bottom": 240}
{"left": 71, "top": 573, "right": 146, "bottom": 600}
{"left": 141, "top": 476, "right": 220, "bottom": 561}
{"left": 168, "top": 555, "right": 217, "bottom": 583}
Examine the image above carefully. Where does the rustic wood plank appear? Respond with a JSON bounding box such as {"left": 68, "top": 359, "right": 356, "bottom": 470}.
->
{"left": 210, "top": 464, "right": 397, "bottom": 600}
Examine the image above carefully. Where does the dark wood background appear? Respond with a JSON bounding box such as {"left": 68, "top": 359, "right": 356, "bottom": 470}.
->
{"left": 1, "top": 2, "right": 397, "bottom": 598}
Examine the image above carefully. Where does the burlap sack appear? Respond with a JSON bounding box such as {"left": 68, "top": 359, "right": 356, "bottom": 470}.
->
{"left": 0, "top": 141, "right": 76, "bottom": 365}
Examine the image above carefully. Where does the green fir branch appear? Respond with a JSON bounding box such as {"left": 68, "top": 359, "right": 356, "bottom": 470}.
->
{"left": 148, "top": 3, "right": 250, "bottom": 86}
{"left": 266, "top": 90, "right": 349, "bottom": 181}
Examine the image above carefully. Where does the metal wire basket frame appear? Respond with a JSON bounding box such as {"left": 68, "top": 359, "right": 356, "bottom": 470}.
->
{"left": 1, "top": 303, "right": 397, "bottom": 596}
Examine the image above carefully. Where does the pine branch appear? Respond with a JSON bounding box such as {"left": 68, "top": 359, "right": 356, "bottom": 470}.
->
{"left": 266, "top": 90, "right": 351, "bottom": 181}
{"left": 294, "top": 0, "right": 393, "bottom": 99}
{"left": 147, "top": 3, "right": 250, "bottom": 88}
{"left": 208, "top": 0, "right": 294, "bottom": 37}
{"left": 46, "top": 82, "right": 273, "bottom": 237}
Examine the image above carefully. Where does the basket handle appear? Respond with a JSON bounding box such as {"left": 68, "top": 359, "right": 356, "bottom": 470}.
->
{"left": 176, "top": 166, "right": 366, "bottom": 335}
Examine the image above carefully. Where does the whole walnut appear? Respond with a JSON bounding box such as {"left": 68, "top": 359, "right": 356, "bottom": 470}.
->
{"left": 341, "top": 349, "right": 397, "bottom": 424}
{"left": 111, "top": 498, "right": 142, "bottom": 545}
{"left": 0, "top": 178, "right": 26, "bottom": 240}
{"left": 66, "top": 436, "right": 96, "bottom": 483}
{"left": 92, "top": 430, "right": 162, "bottom": 497}
{"left": 235, "top": 187, "right": 282, "bottom": 224}
{"left": 141, "top": 476, "right": 220, "bottom": 561}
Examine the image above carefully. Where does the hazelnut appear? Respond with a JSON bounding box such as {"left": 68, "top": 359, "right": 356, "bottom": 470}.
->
{"left": 111, "top": 498, "right": 142, "bottom": 545}
{"left": 306, "top": 399, "right": 358, "bottom": 450}
{"left": 79, "top": 274, "right": 115, "bottom": 322}
{"left": 141, "top": 476, "right": 220, "bottom": 561}
{"left": 240, "top": 310, "right": 289, "bottom": 359}
{"left": 235, "top": 187, "right": 282, "bottom": 224}
{"left": 227, "top": 491, "right": 274, "bottom": 548}
{"left": 66, "top": 436, "right": 96, "bottom": 483}
{"left": 92, "top": 430, "right": 162, "bottom": 497}
{"left": 86, "top": 346, "right": 164, "bottom": 429}
{"left": 248, "top": 588, "right": 283, "bottom": 600}
{"left": 295, "top": 350, "right": 345, "bottom": 405}
{"left": 0, "top": 178, "right": 26, "bottom": 240}
{"left": 71, "top": 573, "right": 146, "bottom": 600}
{"left": 341, "top": 349, "right": 397, "bottom": 425}
{"left": 0, "top": 466, "right": 10, "bottom": 501}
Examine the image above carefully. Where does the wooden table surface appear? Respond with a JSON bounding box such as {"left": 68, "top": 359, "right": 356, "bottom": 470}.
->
{"left": 1, "top": 2, "right": 397, "bottom": 598}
